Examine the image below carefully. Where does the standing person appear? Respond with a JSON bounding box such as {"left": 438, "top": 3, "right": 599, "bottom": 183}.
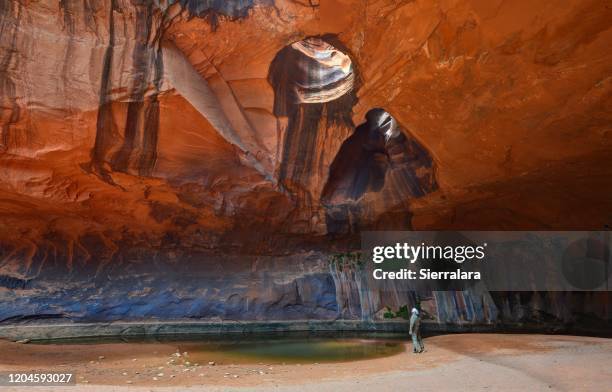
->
{"left": 409, "top": 307, "right": 424, "bottom": 353}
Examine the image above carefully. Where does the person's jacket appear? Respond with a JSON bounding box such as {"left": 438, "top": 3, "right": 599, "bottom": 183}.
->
{"left": 409, "top": 313, "right": 421, "bottom": 335}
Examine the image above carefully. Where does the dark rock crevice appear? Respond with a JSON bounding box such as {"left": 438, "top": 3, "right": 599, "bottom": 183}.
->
{"left": 0, "top": 274, "right": 30, "bottom": 290}
{"left": 91, "top": 1, "right": 166, "bottom": 179}
{"left": 322, "top": 109, "right": 437, "bottom": 233}
{"left": 110, "top": 1, "right": 162, "bottom": 176}
{"left": 90, "top": 0, "right": 118, "bottom": 177}
{"left": 177, "top": 0, "right": 272, "bottom": 31}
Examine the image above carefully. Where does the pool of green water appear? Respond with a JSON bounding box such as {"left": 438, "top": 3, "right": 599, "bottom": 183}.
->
{"left": 177, "top": 337, "right": 405, "bottom": 364}
{"left": 36, "top": 334, "right": 406, "bottom": 364}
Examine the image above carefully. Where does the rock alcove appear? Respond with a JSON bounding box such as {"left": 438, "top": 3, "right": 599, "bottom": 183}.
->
{"left": 322, "top": 108, "right": 438, "bottom": 233}
{"left": 0, "top": 1, "right": 610, "bottom": 328}
{"left": 268, "top": 38, "right": 437, "bottom": 233}
{"left": 267, "top": 36, "right": 358, "bottom": 231}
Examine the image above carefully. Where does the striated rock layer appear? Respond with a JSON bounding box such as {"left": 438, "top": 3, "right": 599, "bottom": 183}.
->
{"left": 0, "top": 0, "right": 611, "bottom": 329}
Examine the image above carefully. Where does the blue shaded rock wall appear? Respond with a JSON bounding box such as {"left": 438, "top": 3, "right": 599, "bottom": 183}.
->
{"left": 0, "top": 251, "right": 338, "bottom": 322}
{"left": 1, "top": 247, "right": 609, "bottom": 333}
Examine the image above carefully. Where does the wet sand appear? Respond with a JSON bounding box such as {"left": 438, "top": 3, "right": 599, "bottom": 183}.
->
{"left": 1, "top": 334, "right": 611, "bottom": 391}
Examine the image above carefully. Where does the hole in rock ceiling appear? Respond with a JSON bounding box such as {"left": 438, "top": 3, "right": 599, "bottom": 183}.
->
{"left": 285, "top": 37, "right": 354, "bottom": 105}
{"left": 321, "top": 108, "right": 438, "bottom": 232}
{"left": 269, "top": 36, "right": 355, "bottom": 109}
{"left": 268, "top": 36, "right": 357, "bottom": 198}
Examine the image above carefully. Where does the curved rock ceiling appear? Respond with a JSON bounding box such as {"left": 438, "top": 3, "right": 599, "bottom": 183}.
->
{"left": 0, "top": 0, "right": 611, "bottom": 324}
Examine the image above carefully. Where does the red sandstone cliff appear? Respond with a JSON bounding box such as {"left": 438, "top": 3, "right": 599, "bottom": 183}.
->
{"left": 0, "top": 0, "right": 610, "bottom": 325}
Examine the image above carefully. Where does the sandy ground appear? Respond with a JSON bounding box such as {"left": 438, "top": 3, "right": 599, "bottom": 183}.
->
{"left": 1, "top": 334, "right": 610, "bottom": 391}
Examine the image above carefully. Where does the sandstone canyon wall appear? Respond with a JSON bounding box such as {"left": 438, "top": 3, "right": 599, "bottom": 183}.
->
{"left": 0, "top": 0, "right": 611, "bottom": 330}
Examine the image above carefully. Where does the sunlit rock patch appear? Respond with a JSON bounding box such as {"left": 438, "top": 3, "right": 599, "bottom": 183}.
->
{"left": 290, "top": 37, "right": 354, "bottom": 104}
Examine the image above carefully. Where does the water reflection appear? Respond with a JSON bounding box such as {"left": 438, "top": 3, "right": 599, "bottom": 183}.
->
{"left": 35, "top": 334, "right": 406, "bottom": 364}
{"left": 178, "top": 337, "right": 404, "bottom": 364}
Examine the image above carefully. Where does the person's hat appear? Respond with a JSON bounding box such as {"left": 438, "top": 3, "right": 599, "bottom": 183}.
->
{"left": 411, "top": 307, "right": 419, "bottom": 314}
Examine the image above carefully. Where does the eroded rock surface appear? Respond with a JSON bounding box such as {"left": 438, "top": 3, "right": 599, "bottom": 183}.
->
{"left": 0, "top": 0, "right": 611, "bottom": 327}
